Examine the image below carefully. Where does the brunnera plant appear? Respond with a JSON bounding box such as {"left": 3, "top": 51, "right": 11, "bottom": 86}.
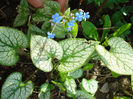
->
{"left": 0, "top": 0, "right": 132, "bottom": 99}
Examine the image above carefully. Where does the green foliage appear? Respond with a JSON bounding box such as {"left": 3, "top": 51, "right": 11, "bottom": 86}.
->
{"left": 1, "top": 72, "right": 33, "bottom": 99}
{"left": 114, "top": 96, "right": 131, "bottom": 99}
{"left": 64, "top": 78, "right": 77, "bottom": 96}
{"left": 111, "top": 23, "right": 131, "bottom": 37}
{"left": 0, "top": 27, "right": 28, "bottom": 66}
{"left": 96, "top": 37, "right": 133, "bottom": 75}
{"left": 38, "top": 83, "right": 50, "bottom": 99}
{"left": 101, "top": 15, "right": 111, "bottom": 41}
{"left": 131, "top": 75, "right": 133, "bottom": 91}
{"left": 74, "top": 90, "right": 94, "bottom": 99}
{"left": 30, "top": 34, "right": 63, "bottom": 72}
{"left": 70, "top": 22, "right": 78, "bottom": 38}
{"left": 58, "top": 39, "right": 96, "bottom": 72}
{"left": 33, "top": 1, "right": 60, "bottom": 22}
{"left": 64, "top": 8, "right": 71, "bottom": 16}
{"left": 68, "top": 68, "right": 83, "bottom": 79}
{"left": 13, "top": 0, "right": 29, "bottom": 27}
{"left": 112, "top": 72, "right": 120, "bottom": 78}
{"left": 81, "top": 78, "right": 98, "bottom": 95}
{"left": 53, "top": 24, "right": 67, "bottom": 39}
{"left": 1, "top": 0, "right": 133, "bottom": 98}
{"left": 82, "top": 21, "right": 98, "bottom": 40}
{"left": 41, "top": 21, "right": 51, "bottom": 33}
{"left": 83, "top": 63, "right": 94, "bottom": 70}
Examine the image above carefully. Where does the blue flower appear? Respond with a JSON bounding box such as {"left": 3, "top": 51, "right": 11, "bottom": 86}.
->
{"left": 83, "top": 12, "right": 90, "bottom": 21}
{"left": 52, "top": 13, "right": 62, "bottom": 23}
{"left": 67, "top": 27, "right": 71, "bottom": 32}
{"left": 62, "top": 19, "right": 66, "bottom": 23}
{"left": 75, "top": 11, "right": 83, "bottom": 22}
{"left": 67, "top": 20, "right": 75, "bottom": 27}
{"left": 47, "top": 32, "right": 55, "bottom": 39}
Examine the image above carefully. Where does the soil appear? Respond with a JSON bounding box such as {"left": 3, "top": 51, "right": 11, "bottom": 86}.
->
{"left": 0, "top": 0, "right": 133, "bottom": 99}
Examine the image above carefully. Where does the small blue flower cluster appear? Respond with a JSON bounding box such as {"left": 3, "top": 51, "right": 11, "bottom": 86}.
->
{"left": 47, "top": 10, "right": 90, "bottom": 39}
{"left": 52, "top": 13, "right": 62, "bottom": 23}
{"left": 47, "top": 13, "right": 62, "bottom": 39}
{"left": 47, "top": 32, "right": 55, "bottom": 39}
{"left": 75, "top": 11, "right": 90, "bottom": 22}
{"left": 67, "top": 20, "right": 75, "bottom": 32}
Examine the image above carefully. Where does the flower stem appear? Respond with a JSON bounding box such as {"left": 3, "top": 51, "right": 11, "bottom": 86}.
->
{"left": 51, "top": 23, "right": 57, "bottom": 34}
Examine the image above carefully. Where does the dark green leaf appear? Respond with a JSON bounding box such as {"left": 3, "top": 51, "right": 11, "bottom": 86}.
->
{"left": 82, "top": 21, "right": 98, "bottom": 40}
{"left": 13, "top": 0, "right": 29, "bottom": 27}
{"left": 101, "top": 15, "right": 111, "bottom": 41}
{"left": 41, "top": 21, "right": 51, "bottom": 33}
{"left": 111, "top": 11, "right": 123, "bottom": 25}
{"left": 53, "top": 24, "right": 67, "bottom": 39}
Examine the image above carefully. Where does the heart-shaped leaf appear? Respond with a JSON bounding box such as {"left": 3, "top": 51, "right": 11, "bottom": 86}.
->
{"left": 64, "top": 78, "right": 77, "bottom": 95}
{"left": 30, "top": 34, "right": 63, "bottom": 72}
{"left": 0, "top": 27, "right": 28, "bottom": 66}
{"left": 58, "top": 39, "right": 96, "bottom": 72}
{"left": 81, "top": 78, "right": 98, "bottom": 95}
{"left": 68, "top": 68, "right": 83, "bottom": 79}
{"left": 38, "top": 83, "right": 50, "bottom": 99}
{"left": 1, "top": 72, "right": 33, "bottom": 99}
{"left": 75, "top": 90, "right": 94, "bottom": 99}
{"left": 96, "top": 37, "right": 133, "bottom": 75}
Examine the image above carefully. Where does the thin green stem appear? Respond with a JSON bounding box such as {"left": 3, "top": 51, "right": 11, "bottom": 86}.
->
{"left": 51, "top": 23, "right": 57, "bottom": 34}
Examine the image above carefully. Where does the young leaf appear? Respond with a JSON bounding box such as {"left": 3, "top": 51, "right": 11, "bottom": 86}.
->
{"left": 0, "top": 27, "right": 28, "bottom": 66}
{"left": 82, "top": 21, "right": 98, "bottom": 40}
{"left": 14, "top": 13, "right": 29, "bottom": 27}
{"left": 64, "top": 8, "right": 71, "bottom": 16}
{"left": 114, "top": 96, "right": 131, "bottom": 99}
{"left": 70, "top": 22, "right": 78, "bottom": 38}
{"left": 58, "top": 39, "right": 97, "bottom": 72}
{"left": 30, "top": 34, "right": 63, "bottom": 72}
{"left": 96, "top": 37, "right": 133, "bottom": 75}
{"left": 112, "top": 71, "right": 120, "bottom": 78}
{"left": 101, "top": 15, "right": 111, "bottom": 41}
{"left": 38, "top": 83, "right": 50, "bottom": 99}
{"left": 81, "top": 78, "right": 98, "bottom": 95}
{"left": 1, "top": 72, "right": 33, "bottom": 99}
{"left": 74, "top": 90, "right": 94, "bottom": 99}
{"left": 13, "top": 0, "right": 29, "bottom": 27}
{"left": 83, "top": 63, "right": 94, "bottom": 70}
{"left": 64, "top": 78, "right": 77, "bottom": 95}
{"left": 68, "top": 68, "right": 83, "bottom": 79}
{"left": 41, "top": 21, "right": 51, "bottom": 33}
{"left": 111, "top": 23, "right": 131, "bottom": 37}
